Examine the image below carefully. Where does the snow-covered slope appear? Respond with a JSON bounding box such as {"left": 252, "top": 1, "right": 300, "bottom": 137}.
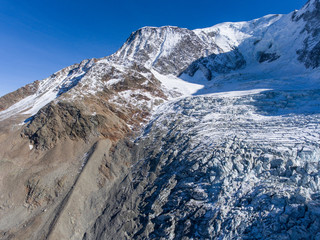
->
{"left": 0, "top": 59, "right": 95, "bottom": 121}
{"left": 1, "top": 0, "right": 320, "bottom": 122}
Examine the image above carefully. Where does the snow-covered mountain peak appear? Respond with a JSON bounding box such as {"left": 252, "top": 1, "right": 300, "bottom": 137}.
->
{"left": 114, "top": 15, "right": 285, "bottom": 75}
{"left": 2, "top": 0, "right": 320, "bottom": 122}
{"left": 139, "top": 25, "right": 181, "bottom": 31}
{"left": 112, "top": 11, "right": 312, "bottom": 83}
{"left": 193, "top": 14, "right": 282, "bottom": 41}
{"left": 113, "top": 25, "right": 203, "bottom": 75}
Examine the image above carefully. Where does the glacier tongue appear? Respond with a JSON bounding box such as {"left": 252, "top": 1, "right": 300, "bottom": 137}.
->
{"left": 84, "top": 88, "right": 320, "bottom": 239}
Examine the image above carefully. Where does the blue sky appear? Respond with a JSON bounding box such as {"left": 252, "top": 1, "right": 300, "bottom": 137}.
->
{"left": 0, "top": 0, "right": 306, "bottom": 96}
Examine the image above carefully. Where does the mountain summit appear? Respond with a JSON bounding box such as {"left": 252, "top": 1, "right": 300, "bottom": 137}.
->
{"left": 0, "top": 1, "right": 320, "bottom": 239}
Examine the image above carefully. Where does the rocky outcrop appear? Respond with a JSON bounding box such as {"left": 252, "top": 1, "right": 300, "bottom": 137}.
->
{"left": 294, "top": 0, "right": 320, "bottom": 68}
{"left": 21, "top": 101, "right": 129, "bottom": 150}
{"left": 182, "top": 51, "right": 246, "bottom": 80}
{"left": 257, "top": 51, "right": 280, "bottom": 63}
{"left": 20, "top": 63, "right": 168, "bottom": 150}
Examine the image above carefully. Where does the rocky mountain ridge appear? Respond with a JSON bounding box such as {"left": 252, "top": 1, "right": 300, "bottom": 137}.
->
{"left": 1, "top": 0, "right": 320, "bottom": 122}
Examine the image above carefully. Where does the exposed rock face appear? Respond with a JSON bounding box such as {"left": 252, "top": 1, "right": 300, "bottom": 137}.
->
{"left": 257, "top": 51, "right": 280, "bottom": 63}
{"left": 21, "top": 101, "right": 128, "bottom": 150}
{"left": 294, "top": 0, "right": 320, "bottom": 68}
{"left": 182, "top": 51, "right": 246, "bottom": 80}
{"left": 113, "top": 26, "right": 219, "bottom": 76}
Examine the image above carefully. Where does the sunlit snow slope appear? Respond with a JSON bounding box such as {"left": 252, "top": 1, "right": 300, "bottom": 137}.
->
{"left": 1, "top": 0, "right": 320, "bottom": 122}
